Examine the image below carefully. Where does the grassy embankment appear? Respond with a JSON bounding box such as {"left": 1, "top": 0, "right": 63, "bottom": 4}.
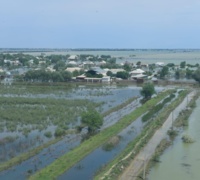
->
{"left": 94, "top": 89, "right": 189, "bottom": 180}
{"left": 29, "top": 89, "right": 174, "bottom": 180}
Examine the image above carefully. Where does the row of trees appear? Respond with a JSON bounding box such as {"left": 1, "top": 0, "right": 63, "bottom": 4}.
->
{"left": 24, "top": 70, "right": 72, "bottom": 82}
{"left": 157, "top": 61, "right": 200, "bottom": 80}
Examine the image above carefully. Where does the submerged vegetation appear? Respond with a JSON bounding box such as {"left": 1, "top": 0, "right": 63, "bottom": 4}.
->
{"left": 0, "top": 83, "right": 141, "bottom": 173}
{"left": 102, "top": 136, "right": 121, "bottom": 151}
{"left": 0, "top": 81, "right": 196, "bottom": 180}
{"left": 0, "top": 96, "right": 99, "bottom": 135}
{"left": 29, "top": 89, "right": 174, "bottom": 180}
{"left": 181, "top": 134, "right": 195, "bottom": 143}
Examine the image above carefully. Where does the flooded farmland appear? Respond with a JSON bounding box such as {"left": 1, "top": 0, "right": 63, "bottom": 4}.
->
{"left": 0, "top": 83, "right": 164, "bottom": 179}
{"left": 0, "top": 84, "right": 142, "bottom": 161}
{"left": 147, "top": 98, "right": 200, "bottom": 180}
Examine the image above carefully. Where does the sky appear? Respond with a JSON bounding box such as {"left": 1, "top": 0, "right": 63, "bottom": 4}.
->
{"left": 0, "top": 0, "right": 200, "bottom": 49}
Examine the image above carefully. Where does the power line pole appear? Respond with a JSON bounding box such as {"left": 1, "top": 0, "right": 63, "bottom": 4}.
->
{"left": 171, "top": 110, "right": 174, "bottom": 130}
{"left": 143, "top": 156, "right": 146, "bottom": 180}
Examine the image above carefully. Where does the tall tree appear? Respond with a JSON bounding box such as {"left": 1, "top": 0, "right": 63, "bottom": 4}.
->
{"left": 81, "top": 109, "right": 103, "bottom": 134}
{"left": 140, "top": 82, "right": 155, "bottom": 99}
{"left": 180, "top": 61, "right": 186, "bottom": 69}
{"left": 193, "top": 68, "right": 200, "bottom": 83}
{"left": 160, "top": 66, "right": 169, "bottom": 79}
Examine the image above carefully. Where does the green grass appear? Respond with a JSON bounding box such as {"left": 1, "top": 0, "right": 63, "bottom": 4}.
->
{"left": 142, "top": 92, "right": 176, "bottom": 122}
{"left": 29, "top": 89, "right": 174, "bottom": 180}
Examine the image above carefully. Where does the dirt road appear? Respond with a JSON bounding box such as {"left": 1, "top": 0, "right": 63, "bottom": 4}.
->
{"left": 119, "top": 90, "right": 196, "bottom": 180}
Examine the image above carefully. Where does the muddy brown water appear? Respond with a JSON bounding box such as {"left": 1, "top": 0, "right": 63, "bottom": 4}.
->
{"left": 148, "top": 98, "right": 200, "bottom": 180}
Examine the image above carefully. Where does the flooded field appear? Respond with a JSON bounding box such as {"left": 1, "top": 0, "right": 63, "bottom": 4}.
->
{"left": 148, "top": 98, "right": 200, "bottom": 180}
{"left": 0, "top": 84, "right": 146, "bottom": 161}
{"left": 1, "top": 83, "right": 165, "bottom": 179}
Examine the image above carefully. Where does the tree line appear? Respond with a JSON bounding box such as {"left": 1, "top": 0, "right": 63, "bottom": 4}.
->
{"left": 23, "top": 70, "right": 72, "bottom": 82}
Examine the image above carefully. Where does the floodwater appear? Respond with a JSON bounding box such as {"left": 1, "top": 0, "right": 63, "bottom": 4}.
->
{"left": 23, "top": 49, "right": 200, "bottom": 65}
{"left": 0, "top": 85, "right": 142, "bottom": 162}
{"left": 58, "top": 114, "right": 144, "bottom": 180}
{"left": 0, "top": 89, "right": 142, "bottom": 180}
{"left": 57, "top": 92, "right": 177, "bottom": 180}
{"left": 148, "top": 98, "right": 200, "bottom": 180}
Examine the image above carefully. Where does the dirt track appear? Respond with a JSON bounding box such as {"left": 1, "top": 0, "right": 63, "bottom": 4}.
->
{"left": 119, "top": 90, "right": 196, "bottom": 180}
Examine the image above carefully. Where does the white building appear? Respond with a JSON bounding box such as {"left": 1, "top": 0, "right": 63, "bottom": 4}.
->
{"left": 130, "top": 69, "right": 146, "bottom": 80}
{"left": 65, "top": 67, "right": 83, "bottom": 73}
{"left": 68, "top": 55, "right": 78, "bottom": 60}
{"left": 155, "top": 62, "right": 165, "bottom": 67}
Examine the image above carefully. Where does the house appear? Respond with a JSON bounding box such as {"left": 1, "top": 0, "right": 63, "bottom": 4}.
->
{"left": 67, "top": 61, "right": 78, "bottom": 66}
{"left": 82, "top": 61, "right": 95, "bottom": 69}
{"left": 29, "top": 60, "right": 34, "bottom": 65}
{"left": 102, "top": 76, "right": 111, "bottom": 83}
{"left": 4, "top": 59, "right": 11, "bottom": 63}
{"left": 132, "top": 74, "right": 148, "bottom": 79}
{"left": 68, "top": 55, "right": 78, "bottom": 61}
{"left": 86, "top": 67, "right": 107, "bottom": 76}
{"left": 155, "top": 62, "right": 165, "bottom": 67}
{"left": 46, "top": 67, "right": 56, "bottom": 72}
{"left": 130, "top": 69, "right": 145, "bottom": 76}
{"left": 0, "top": 68, "right": 4, "bottom": 73}
{"left": 39, "top": 61, "right": 46, "bottom": 65}
{"left": 106, "top": 68, "right": 125, "bottom": 75}
{"left": 76, "top": 74, "right": 86, "bottom": 80}
{"left": 65, "top": 67, "right": 83, "bottom": 73}
{"left": 129, "top": 69, "right": 147, "bottom": 80}
{"left": 11, "top": 60, "right": 21, "bottom": 66}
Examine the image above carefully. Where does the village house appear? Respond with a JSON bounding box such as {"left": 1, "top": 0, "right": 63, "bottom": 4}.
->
{"left": 65, "top": 67, "right": 83, "bottom": 73}
{"left": 68, "top": 55, "right": 78, "bottom": 61}
{"left": 129, "top": 69, "right": 147, "bottom": 81}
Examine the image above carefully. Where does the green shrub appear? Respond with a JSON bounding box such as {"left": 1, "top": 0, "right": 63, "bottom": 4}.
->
{"left": 54, "top": 128, "right": 65, "bottom": 137}
{"left": 44, "top": 131, "right": 52, "bottom": 138}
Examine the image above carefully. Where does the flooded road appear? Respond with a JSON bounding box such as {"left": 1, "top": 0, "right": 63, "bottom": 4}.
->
{"left": 147, "top": 97, "right": 200, "bottom": 180}
{"left": 120, "top": 90, "right": 196, "bottom": 180}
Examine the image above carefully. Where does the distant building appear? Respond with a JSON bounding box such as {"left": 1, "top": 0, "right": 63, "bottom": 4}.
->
{"left": 65, "top": 67, "right": 83, "bottom": 73}
{"left": 130, "top": 69, "right": 145, "bottom": 76}
{"left": 46, "top": 67, "right": 55, "bottom": 72}
{"left": 129, "top": 69, "right": 147, "bottom": 80}
{"left": 86, "top": 67, "right": 107, "bottom": 76}
{"left": 106, "top": 68, "right": 125, "bottom": 75}
{"left": 155, "top": 62, "right": 165, "bottom": 67}
{"left": 68, "top": 55, "right": 78, "bottom": 60}
{"left": 67, "top": 61, "right": 78, "bottom": 66}
{"left": 102, "top": 76, "right": 111, "bottom": 83}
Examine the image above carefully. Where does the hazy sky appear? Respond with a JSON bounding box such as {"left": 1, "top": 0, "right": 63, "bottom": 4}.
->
{"left": 1, "top": 0, "right": 200, "bottom": 48}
